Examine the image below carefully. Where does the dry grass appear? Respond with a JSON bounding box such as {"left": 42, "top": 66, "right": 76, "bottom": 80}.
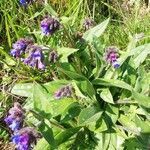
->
{"left": 0, "top": 141, "right": 15, "bottom": 150}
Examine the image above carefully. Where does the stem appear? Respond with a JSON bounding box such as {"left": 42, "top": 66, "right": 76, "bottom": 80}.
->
{"left": 62, "top": 25, "right": 75, "bottom": 47}
{"left": 49, "top": 119, "right": 65, "bottom": 130}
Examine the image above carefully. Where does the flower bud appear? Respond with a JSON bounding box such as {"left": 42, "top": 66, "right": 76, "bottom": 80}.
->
{"left": 83, "top": 18, "right": 94, "bottom": 30}
{"left": 105, "top": 46, "right": 120, "bottom": 68}
{"left": 41, "top": 16, "right": 60, "bottom": 35}
{"left": 49, "top": 50, "right": 58, "bottom": 63}
{"left": 54, "top": 84, "right": 73, "bottom": 99}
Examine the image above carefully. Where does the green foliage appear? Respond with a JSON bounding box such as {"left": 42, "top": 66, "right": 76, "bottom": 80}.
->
{"left": 0, "top": 0, "right": 150, "bottom": 149}
{"left": 83, "top": 18, "right": 110, "bottom": 42}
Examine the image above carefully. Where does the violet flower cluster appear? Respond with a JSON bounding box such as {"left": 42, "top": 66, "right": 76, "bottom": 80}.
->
{"left": 54, "top": 84, "right": 74, "bottom": 99}
{"left": 23, "top": 45, "right": 45, "bottom": 70}
{"left": 105, "top": 46, "right": 120, "bottom": 68}
{"left": 4, "top": 103, "right": 40, "bottom": 150}
{"left": 10, "top": 38, "right": 33, "bottom": 58}
{"left": 4, "top": 103, "right": 25, "bottom": 132}
{"left": 12, "top": 127, "right": 40, "bottom": 150}
{"left": 83, "top": 18, "right": 95, "bottom": 30}
{"left": 40, "top": 16, "right": 60, "bottom": 35}
{"left": 10, "top": 38, "right": 45, "bottom": 70}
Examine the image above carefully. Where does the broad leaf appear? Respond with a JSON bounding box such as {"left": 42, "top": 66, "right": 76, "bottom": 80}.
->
{"left": 61, "top": 102, "right": 81, "bottom": 123}
{"left": 132, "top": 90, "right": 150, "bottom": 108}
{"left": 105, "top": 104, "right": 119, "bottom": 124}
{"left": 11, "top": 83, "right": 33, "bottom": 97}
{"left": 93, "top": 78, "right": 132, "bottom": 91}
{"left": 83, "top": 18, "right": 110, "bottom": 42}
{"left": 100, "top": 88, "right": 114, "bottom": 104}
{"left": 118, "top": 114, "right": 140, "bottom": 135}
{"left": 129, "top": 44, "right": 150, "bottom": 68}
{"left": 50, "top": 98, "right": 76, "bottom": 117}
{"left": 78, "top": 105, "right": 103, "bottom": 125}
{"left": 38, "top": 122, "right": 56, "bottom": 148}
{"left": 33, "top": 138, "right": 51, "bottom": 150}
{"left": 55, "top": 127, "right": 81, "bottom": 146}
{"left": 44, "top": 80, "right": 70, "bottom": 96}
{"left": 33, "top": 82, "right": 52, "bottom": 116}
{"left": 134, "top": 115, "right": 150, "bottom": 133}
{"left": 57, "top": 47, "right": 79, "bottom": 62}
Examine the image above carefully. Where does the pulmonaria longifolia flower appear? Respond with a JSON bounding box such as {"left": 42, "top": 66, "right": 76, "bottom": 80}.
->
{"left": 19, "top": 0, "right": 33, "bottom": 6}
{"left": 49, "top": 50, "right": 58, "bottom": 63}
{"left": 40, "top": 16, "right": 60, "bottom": 35}
{"left": 10, "top": 38, "right": 33, "bottom": 58}
{"left": 105, "top": 46, "right": 120, "bottom": 68}
{"left": 12, "top": 127, "right": 40, "bottom": 150}
{"left": 4, "top": 103, "right": 25, "bottom": 131}
{"left": 54, "top": 84, "right": 73, "bottom": 99}
{"left": 83, "top": 18, "right": 95, "bottom": 30}
{"left": 23, "top": 45, "right": 45, "bottom": 70}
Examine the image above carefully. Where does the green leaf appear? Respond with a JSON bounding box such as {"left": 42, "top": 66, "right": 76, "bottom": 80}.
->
{"left": 29, "top": 10, "right": 45, "bottom": 20}
{"left": 102, "top": 133, "right": 111, "bottom": 150}
{"left": 100, "top": 88, "right": 114, "bottom": 104}
{"left": 95, "top": 133, "right": 118, "bottom": 150}
{"left": 57, "top": 47, "right": 79, "bottom": 62}
{"left": 45, "top": 3, "right": 58, "bottom": 16}
{"left": 78, "top": 105, "right": 103, "bottom": 125}
{"left": 129, "top": 44, "right": 150, "bottom": 68}
{"left": 61, "top": 102, "right": 81, "bottom": 123}
{"left": 5, "top": 15, "right": 11, "bottom": 47}
{"left": 55, "top": 127, "right": 81, "bottom": 146}
{"left": 118, "top": 114, "right": 140, "bottom": 135}
{"left": 33, "top": 82, "right": 52, "bottom": 115}
{"left": 58, "top": 69, "right": 96, "bottom": 100}
{"left": 95, "top": 117, "right": 108, "bottom": 132}
{"left": 50, "top": 98, "right": 76, "bottom": 117}
{"left": 117, "top": 33, "right": 144, "bottom": 66}
{"left": 132, "top": 90, "right": 150, "bottom": 108}
{"left": 11, "top": 83, "right": 33, "bottom": 97}
{"left": 129, "top": 43, "right": 150, "bottom": 56}
{"left": 105, "top": 104, "right": 119, "bottom": 124}
{"left": 72, "top": 81, "right": 86, "bottom": 98}
{"left": 93, "top": 78, "right": 132, "bottom": 91}
{"left": 44, "top": 80, "right": 70, "bottom": 96}
{"left": 134, "top": 115, "right": 150, "bottom": 133}
{"left": 33, "top": 82, "right": 75, "bottom": 117}
{"left": 83, "top": 18, "right": 110, "bottom": 42}
{"left": 33, "top": 138, "right": 51, "bottom": 150}
{"left": 38, "top": 122, "right": 56, "bottom": 148}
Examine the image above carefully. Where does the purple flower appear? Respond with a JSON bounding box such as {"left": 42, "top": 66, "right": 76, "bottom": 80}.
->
{"left": 83, "top": 18, "right": 95, "bottom": 30}
{"left": 49, "top": 50, "right": 58, "bottom": 63}
{"left": 40, "top": 16, "right": 60, "bottom": 35}
{"left": 20, "top": 0, "right": 33, "bottom": 6}
{"left": 54, "top": 85, "right": 73, "bottom": 99}
{"left": 23, "top": 45, "right": 45, "bottom": 70}
{"left": 105, "top": 46, "right": 120, "bottom": 68}
{"left": 12, "top": 134, "right": 29, "bottom": 150}
{"left": 12, "top": 127, "right": 40, "bottom": 150}
{"left": 10, "top": 38, "right": 33, "bottom": 58}
{"left": 4, "top": 103, "right": 25, "bottom": 131}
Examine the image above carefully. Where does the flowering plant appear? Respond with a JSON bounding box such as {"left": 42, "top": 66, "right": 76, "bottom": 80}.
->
{"left": 1, "top": 2, "right": 150, "bottom": 150}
